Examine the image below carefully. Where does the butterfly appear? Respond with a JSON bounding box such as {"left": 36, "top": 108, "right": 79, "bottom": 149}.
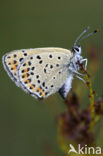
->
{"left": 2, "top": 27, "right": 97, "bottom": 100}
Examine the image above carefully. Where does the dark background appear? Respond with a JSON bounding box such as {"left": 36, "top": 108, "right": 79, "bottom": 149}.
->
{"left": 0, "top": 0, "right": 103, "bottom": 155}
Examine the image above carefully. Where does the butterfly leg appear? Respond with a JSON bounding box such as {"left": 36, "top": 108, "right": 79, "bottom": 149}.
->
{"left": 76, "top": 75, "right": 85, "bottom": 83}
{"left": 80, "top": 58, "right": 88, "bottom": 70}
{"left": 69, "top": 66, "right": 84, "bottom": 76}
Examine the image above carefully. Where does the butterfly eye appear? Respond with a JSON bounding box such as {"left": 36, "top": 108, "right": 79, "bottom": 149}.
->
{"left": 72, "top": 46, "right": 80, "bottom": 53}
{"left": 75, "top": 47, "right": 79, "bottom": 52}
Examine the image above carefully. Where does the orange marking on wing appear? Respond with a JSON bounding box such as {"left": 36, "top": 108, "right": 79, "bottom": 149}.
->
{"left": 37, "top": 87, "right": 45, "bottom": 97}
{"left": 11, "top": 61, "right": 14, "bottom": 64}
{"left": 14, "top": 65, "right": 17, "bottom": 70}
{"left": 37, "top": 87, "right": 41, "bottom": 92}
{"left": 24, "top": 79, "right": 30, "bottom": 84}
{"left": 12, "top": 65, "right": 17, "bottom": 70}
{"left": 26, "top": 79, "right": 30, "bottom": 84}
{"left": 30, "top": 85, "right": 35, "bottom": 89}
{"left": 25, "top": 68, "right": 28, "bottom": 72}
{"left": 22, "top": 74, "right": 28, "bottom": 79}
{"left": 12, "top": 61, "right": 14, "bottom": 64}
{"left": 40, "top": 94, "right": 44, "bottom": 98}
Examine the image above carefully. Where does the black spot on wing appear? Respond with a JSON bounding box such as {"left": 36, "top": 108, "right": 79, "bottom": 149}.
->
{"left": 42, "top": 82, "right": 45, "bottom": 87}
{"left": 37, "top": 55, "right": 41, "bottom": 59}
{"left": 37, "top": 80, "right": 40, "bottom": 83}
{"left": 44, "top": 68, "right": 46, "bottom": 73}
{"left": 50, "top": 65, "right": 53, "bottom": 69}
{"left": 30, "top": 72, "right": 34, "bottom": 75}
{"left": 30, "top": 57, "right": 33, "bottom": 59}
{"left": 14, "top": 60, "right": 17, "bottom": 64}
{"left": 58, "top": 56, "right": 61, "bottom": 59}
{"left": 39, "top": 60, "right": 43, "bottom": 64}
{"left": 28, "top": 61, "right": 31, "bottom": 66}
{"left": 27, "top": 68, "right": 30, "bottom": 71}
{"left": 19, "top": 58, "right": 23, "bottom": 62}
{"left": 22, "top": 70, "right": 25, "bottom": 73}
{"left": 45, "top": 92, "right": 49, "bottom": 95}
{"left": 36, "top": 75, "right": 39, "bottom": 79}
{"left": 23, "top": 63, "right": 26, "bottom": 66}
{"left": 49, "top": 54, "right": 52, "bottom": 58}
{"left": 24, "top": 53, "right": 27, "bottom": 56}
{"left": 56, "top": 64, "right": 59, "bottom": 67}
{"left": 14, "top": 54, "right": 17, "bottom": 58}
{"left": 31, "top": 67, "right": 35, "bottom": 70}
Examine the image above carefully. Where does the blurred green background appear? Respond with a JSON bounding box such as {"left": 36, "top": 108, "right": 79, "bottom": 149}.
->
{"left": 0, "top": 0, "right": 103, "bottom": 155}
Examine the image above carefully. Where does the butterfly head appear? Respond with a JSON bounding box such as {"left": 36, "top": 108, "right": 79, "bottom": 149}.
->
{"left": 72, "top": 27, "right": 98, "bottom": 56}
{"left": 72, "top": 45, "right": 81, "bottom": 55}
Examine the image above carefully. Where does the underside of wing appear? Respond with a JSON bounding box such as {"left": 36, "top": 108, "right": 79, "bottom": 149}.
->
{"left": 2, "top": 48, "right": 73, "bottom": 88}
{"left": 17, "top": 50, "right": 72, "bottom": 99}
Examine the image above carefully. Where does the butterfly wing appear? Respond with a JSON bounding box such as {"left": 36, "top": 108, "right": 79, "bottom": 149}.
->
{"left": 17, "top": 48, "right": 73, "bottom": 99}
{"left": 2, "top": 49, "right": 38, "bottom": 86}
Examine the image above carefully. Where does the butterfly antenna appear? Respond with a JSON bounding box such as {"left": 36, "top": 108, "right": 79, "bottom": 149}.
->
{"left": 74, "top": 26, "right": 90, "bottom": 46}
{"left": 78, "top": 29, "right": 99, "bottom": 43}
